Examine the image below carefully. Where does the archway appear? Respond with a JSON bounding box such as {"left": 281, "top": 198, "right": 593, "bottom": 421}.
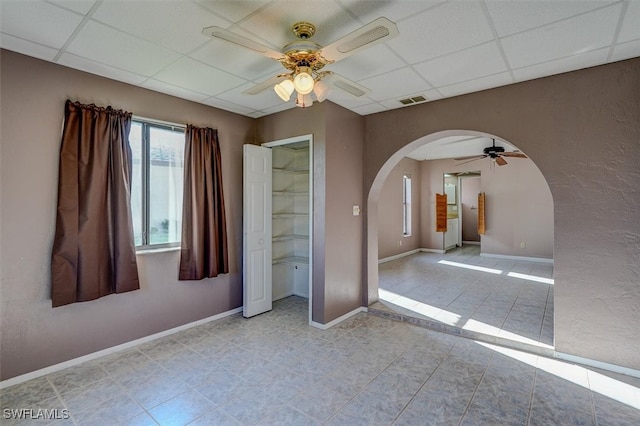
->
{"left": 366, "top": 130, "right": 555, "bottom": 351}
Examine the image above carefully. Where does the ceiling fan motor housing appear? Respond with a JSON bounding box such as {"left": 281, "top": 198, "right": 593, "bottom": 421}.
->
{"left": 484, "top": 145, "right": 505, "bottom": 158}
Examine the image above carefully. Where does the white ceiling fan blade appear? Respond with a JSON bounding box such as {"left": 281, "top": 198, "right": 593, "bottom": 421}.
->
{"left": 202, "top": 26, "right": 283, "bottom": 60}
{"left": 324, "top": 73, "right": 370, "bottom": 97}
{"left": 320, "top": 17, "right": 399, "bottom": 62}
{"left": 243, "top": 75, "right": 287, "bottom": 95}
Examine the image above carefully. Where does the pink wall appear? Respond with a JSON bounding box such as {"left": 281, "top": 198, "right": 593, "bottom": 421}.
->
{"left": 0, "top": 51, "right": 253, "bottom": 380}
{"left": 378, "top": 157, "right": 421, "bottom": 259}
{"left": 364, "top": 58, "right": 640, "bottom": 370}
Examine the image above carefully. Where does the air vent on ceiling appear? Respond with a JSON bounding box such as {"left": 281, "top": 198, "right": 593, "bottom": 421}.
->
{"left": 398, "top": 95, "right": 427, "bottom": 105}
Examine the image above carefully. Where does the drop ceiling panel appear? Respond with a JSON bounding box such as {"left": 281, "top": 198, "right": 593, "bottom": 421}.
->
{"left": 141, "top": 79, "right": 211, "bottom": 103}
{"left": 379, "top": 89, "right": 443, "bottom": 110}
{"left": 512, "top": 48, "right": 609, "bottom": 82}
{"left": 352, "top": 102, "right": 389, "bottom": 115}
{"left": 236, "top": 0, "right": 360, "bottom": 49}
{"left": 438, "top": 72, "right": 513, "bottom": 98}
{"left": 47, "top": 0, "right": 96, "bottom": 15}
{"left": 66, "top": 21, "right": 182, "bottom": 76}
{"left": 91, "top": 1, "right": 226, "bottom": 54}
{"left": 0, "top": 0, "right": 637, "bottom": 118}
{"left": 214, "top": 81, "right": 283, "bottom": 110}
{"left": 327, "top": 44, "right": 406, "bottom": 82}
{"left": 196, "top": 0, "right": 270, "bottom": 24}
{"left": 361, "top": 67, "right": 430, "bottom": 102}
{"left": 340, "top": 0, "right": 446, "bottom": 23}
{"left": 414, "top": 42, "right": 508, "bottom": 88}
{"left": 501, "top": 4, "right": 622, "bottom": 69}
{"left": 387, "top": 0, "right": 494, "bottom": 64}
{"left": 611, "top": 39, "right": 640, "bottom": 62}
{"left": 58, "top": 53, "right": 148, "bottom": 86}
{"left": 189, "top": 39, "right": 283, "bottom": 81}
{"left": 0, "top": 0, "right": 83, "bottom": 49}
{"left": 152, "top": 57, "right": 246, "bottom": 96}
{"left": 486, "top": 0, "right": 616, "bottom": 37}
{"left": 618, "top": 0, "right": 640, "bottom": 43}
{"left": 201, "top": 97, "right": 256, "bottom": 116}
{"left": 0, "top": 33, "right": 59, "bottom": 61}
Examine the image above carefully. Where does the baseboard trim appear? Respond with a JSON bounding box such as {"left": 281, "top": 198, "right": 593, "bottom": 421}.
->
{"left": 311, "top": 306, "right": 368, "bottom": 330}
{"left": 462, "top": 241, "right": 480, "bottom": 245}
{"left": 420, "top": 248, "right": 446, "bottom": 254}
{"left": 378, "top": 249, "right": 420, "bottom": 264}
{"left": 0, "top": 306, "right": 243, "bottom": 389}
{"left": 481, "top": 252, "right": 553, "bottom": 264}
{"left": 554, "top": 351, "right": 640, "bottom": 379}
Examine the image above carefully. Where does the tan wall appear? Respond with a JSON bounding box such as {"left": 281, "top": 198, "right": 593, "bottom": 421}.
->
{"left": 378, "top": 157, "right": 421, "bottom": 259}
{"left": 0, "top": 51, "right": 253, "bottom": 380}
{"left": 323, "top": 102, "right": 364, "bottom": 322}
{"left": 419, "top": 158, "right": 553, "bottom": 258}
{"left": 364, "top": 58, "right": 640, "bottom": 370}
{"left": 256, "top": 101, "right": 365, "bottom": 323}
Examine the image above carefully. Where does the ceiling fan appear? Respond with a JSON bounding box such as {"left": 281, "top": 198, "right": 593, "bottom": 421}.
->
{"left": 454, "top": 139, "right": 528, "bottom": 166}
{"left": 201, "top": 17, "right": 399, "bottom": 107}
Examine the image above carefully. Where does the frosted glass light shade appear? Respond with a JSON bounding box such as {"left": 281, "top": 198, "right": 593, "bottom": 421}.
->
{"left": 295, "top": 93, "right": 313, "bottom": 108}
{"left": 313, "top": 80, "right": 330, "bottom": 102}
{"left": 274, "top": 79, "right": 294, "bottom": 101}
{"left": 293, "top": 71, "right": 314, "bottom": 95}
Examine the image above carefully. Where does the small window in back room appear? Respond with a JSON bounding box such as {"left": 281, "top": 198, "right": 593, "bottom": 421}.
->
{"left": 130, "top": 120, "right": 185, "bottom": 248}
{"left": 403, "top": 174, "right": 412, "bottom": 236}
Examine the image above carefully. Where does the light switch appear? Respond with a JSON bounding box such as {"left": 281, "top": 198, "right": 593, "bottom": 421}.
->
{"left": 353, "top": 205, "right": 360, "bottom": 216}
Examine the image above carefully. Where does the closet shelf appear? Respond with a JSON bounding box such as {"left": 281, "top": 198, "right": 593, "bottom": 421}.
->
{"left": 272, "top": 167, "right": 310, "bottom": 175}
{"left": 272, "top": 213, "right": 308, "bottom": 218}
{"left": 273, "top": 256, "right": 309, "bottom": 265}
{"left": 272, "top": 190, "right": 310, "bottom": 196}
{"left": 273, "top": 234, "right": 309, "bottom": 242}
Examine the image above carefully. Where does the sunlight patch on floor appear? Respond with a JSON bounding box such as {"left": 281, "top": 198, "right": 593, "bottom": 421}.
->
{"left": 437, "top": 259, "right": 553, "bottom": 284}
{"left": 379, "top": 288, "right": 551, "bottom": 348}
{"left": 477, "top": 342, "right": 640, "bottom": 410}
{"left": 507, "top": 271, "right": 554, "bottom": 285}
{"left": 437, "top": 260, "right": 502, "bottom": 274}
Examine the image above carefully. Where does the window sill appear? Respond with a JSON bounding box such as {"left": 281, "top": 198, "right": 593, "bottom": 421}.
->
{"left": 136, "top": 246, "right": 180, "bottom": 256}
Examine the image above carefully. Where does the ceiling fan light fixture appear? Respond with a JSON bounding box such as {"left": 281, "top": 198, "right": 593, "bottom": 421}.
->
{"left": 313, "top": 80, "right": 330, "bottom": 102}
{"left": 295, "top": 93, "right": 313, "bottom": 108}
{"left": 274, "top": 79, "right": 294, "bottom": 101}
{"left": 293, "top": 67, "right": 314, "bottom": 94}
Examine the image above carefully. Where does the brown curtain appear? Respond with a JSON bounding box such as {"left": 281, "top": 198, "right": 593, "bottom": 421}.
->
{"left": 478, "top": 192, "right": 486, "bottom": 235}
{"left": 436, "top": 193, "right": 448, "bottom": 232}
{"left": 51, "top": 100, "right": 139, "bottom": 307}
{"left": 179, "top": 125, "right": 228, "bottom": 280}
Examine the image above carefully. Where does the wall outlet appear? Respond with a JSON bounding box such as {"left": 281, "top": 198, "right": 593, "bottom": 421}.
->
{"left": 352, "top": 205, "right": 360, "bottom": 216}
{"left": 398, "top": 240, "right": 403, "bottom": 247}
{"left": 520, "top": 242, "right": 526, "bottom": 248}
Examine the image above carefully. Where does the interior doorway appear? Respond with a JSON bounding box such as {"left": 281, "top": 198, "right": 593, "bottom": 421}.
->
{"left": 243, "top": 135, "right": 313, "bottom": 325}
{"left": 369, "top": 131, "right": 554, "bottom": 353}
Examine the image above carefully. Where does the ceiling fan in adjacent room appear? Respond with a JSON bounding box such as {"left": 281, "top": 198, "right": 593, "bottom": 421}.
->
{"left": 201, "top": 17, "right": 398, "bottom": 108}
{"left": 454, "top": 139, "right": 528, "bottom": 166}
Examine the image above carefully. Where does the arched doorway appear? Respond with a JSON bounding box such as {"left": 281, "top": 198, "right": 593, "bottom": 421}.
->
{"left": 366, "top": 130, "right": 555, "bottom": 352}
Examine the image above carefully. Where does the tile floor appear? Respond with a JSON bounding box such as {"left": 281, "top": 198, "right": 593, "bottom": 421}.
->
{"left": 2, "top": 296, "right": 640, "bottom": 425}
{"left": 372, "top": 245, "right": 554, "bottom": 352}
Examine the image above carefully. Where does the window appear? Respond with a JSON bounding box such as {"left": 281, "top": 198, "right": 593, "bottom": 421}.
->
{"left": 403, "top": 174, "right": 412, "bottom": 236}
{"left": 130, "top": 120, "right": 185, "bottom": 248}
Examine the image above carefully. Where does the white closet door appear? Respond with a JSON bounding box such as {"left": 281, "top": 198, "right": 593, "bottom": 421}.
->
{"left": 243, "top": 144, "right": 272, "bottom": 318}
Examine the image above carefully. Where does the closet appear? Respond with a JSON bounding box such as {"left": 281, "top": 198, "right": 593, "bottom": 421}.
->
{"left": 271, "top": 142, "right": 310, "bottom": 301}
{"left": 242, "top": 135, "right": 313, "bottom": 320}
